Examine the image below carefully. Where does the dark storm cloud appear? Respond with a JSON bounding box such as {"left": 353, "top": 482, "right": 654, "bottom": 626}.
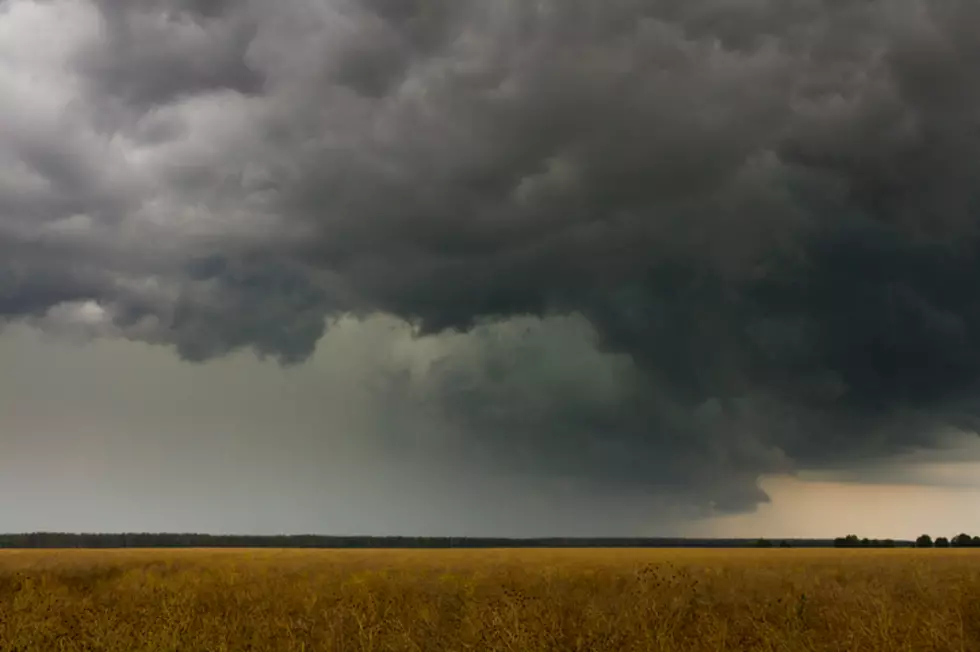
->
{"left": 170, "top": 253, "right": 336, "bottom": 363}
{"left": 5, "top": 0, "right": 980, "bottom": 513}
{"left": 79, "top": 0, "right": 264, "bottom": 110}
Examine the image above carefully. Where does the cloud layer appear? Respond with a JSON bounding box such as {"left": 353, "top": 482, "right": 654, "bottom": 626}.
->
{"left": 4, "top": 0, "right": 980, "bottom": 514}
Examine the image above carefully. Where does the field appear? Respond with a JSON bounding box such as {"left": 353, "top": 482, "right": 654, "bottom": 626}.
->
{"left": 1, "top": 548, "right": 979, "bottom": 651}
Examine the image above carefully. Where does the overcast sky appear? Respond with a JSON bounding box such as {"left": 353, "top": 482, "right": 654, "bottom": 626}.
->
{"left": 3, "top": 0, "right": 980, "bottom": 539}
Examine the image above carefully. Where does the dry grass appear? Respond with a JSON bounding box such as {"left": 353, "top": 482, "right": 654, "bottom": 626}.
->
{"left": 1, "top": 547, "right": 979, "bottom": 651}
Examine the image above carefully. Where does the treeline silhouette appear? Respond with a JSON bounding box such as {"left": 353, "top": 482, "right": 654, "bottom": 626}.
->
{"left": 832, "top": 535, "right": 899, "bottom": 548}
{"left": 912, "top": 533, "right": 980, "bottom": 548}
{"left": 0, "top": 532, "right": 857, "bottom": 549}
{"left": 831, "top": 533, "right": 980, "bottom": 548}
{"left": 5, "top": 533, "right": 975, "bottom": 550}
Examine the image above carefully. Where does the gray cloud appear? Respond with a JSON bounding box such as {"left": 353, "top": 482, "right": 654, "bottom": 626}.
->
{"left": 3, "top": 0, "right": 980, "bottom": 516}
{"left": 79, "top": 0, "right": 265, "bottom": 110}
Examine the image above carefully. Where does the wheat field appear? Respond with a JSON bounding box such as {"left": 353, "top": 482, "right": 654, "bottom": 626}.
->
{"left": 0, "top": 547, "right": 978, "bottom": 651}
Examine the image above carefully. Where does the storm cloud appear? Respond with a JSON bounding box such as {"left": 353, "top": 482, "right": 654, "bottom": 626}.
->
{"left": 4, "top": 0, "right": 980, "bottom": 515}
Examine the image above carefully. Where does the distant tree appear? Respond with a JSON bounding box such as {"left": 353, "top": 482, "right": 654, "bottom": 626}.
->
{"left": 779, "top": 540, "right": 791, "bottom": 548}
{"left": 860, "top": 538, "right": 871, "bottom": 547}
{"left": 915, "top": 534, "right": 934, "bottom": 548}
{"left": 882, "top": 539, "right": 895, "bottom": 548}
{"left": 834, "top": 534, "right": 862, "bottom": 548}
{"left": 935, "top": 536, "right": 950, "bottom": 548}
{"left": 973, "top": 536, "right": 980, "bottom": 547}
{"left": 755, "top": 538, "right": 773, "bottom": 548}
{"left": 952, "top": 533, "right": 973, "bottom": 548}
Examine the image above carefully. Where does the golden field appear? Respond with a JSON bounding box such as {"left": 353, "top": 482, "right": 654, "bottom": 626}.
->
{"left": 1, "top": 548, "right": 979, "bottom": 651}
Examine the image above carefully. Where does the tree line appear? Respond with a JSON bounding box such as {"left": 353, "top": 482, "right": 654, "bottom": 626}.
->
{"left": 832, "top": 535, "right": 900, "bottom": 548}
{"left": 912, "top": 533, "right": 980, "bottom": 548}
{"left": 2, "top": 532, "right": 974, "bottom": 549}
{"left": 831, "top": 533, "right": 980, "bottom": 548}
{"left": 0, "top": 532, "right": 862, "bottom": 549}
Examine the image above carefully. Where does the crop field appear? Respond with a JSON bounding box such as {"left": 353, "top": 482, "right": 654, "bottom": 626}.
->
{"left": 0, "top": 547, "right": 978, "bottom": 651}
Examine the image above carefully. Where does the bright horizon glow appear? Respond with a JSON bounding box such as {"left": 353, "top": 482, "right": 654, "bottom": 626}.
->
{"left": 683, "top": 471, "right": 980, "bottom": 541}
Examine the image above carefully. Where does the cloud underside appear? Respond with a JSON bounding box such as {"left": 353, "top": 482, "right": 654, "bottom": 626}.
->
{"left": 3, "top": 0, "right": 980, "bottom": 514}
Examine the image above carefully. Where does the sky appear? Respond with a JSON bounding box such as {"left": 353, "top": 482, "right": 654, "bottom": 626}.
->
{"left": 2, "top": 0, "right": 980, "bottom": 539}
